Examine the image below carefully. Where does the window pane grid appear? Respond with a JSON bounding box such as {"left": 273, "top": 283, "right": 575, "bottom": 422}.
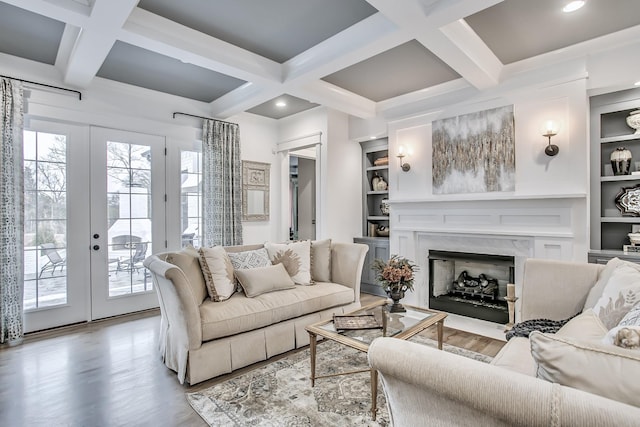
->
{"left": 180, "top": 150, "right": 202, "bottom": 248}
{"left": 23, "top": 131, "right": 68, "bottom": 311}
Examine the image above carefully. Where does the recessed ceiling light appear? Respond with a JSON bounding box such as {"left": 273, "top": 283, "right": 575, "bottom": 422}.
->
{"left": 369, "top": 136, "right": 377, "bottom": 140}
{"left": 635, "top": 81, "right": 640, "bottom": 86}
{"left": 563, "top": 1, "right": 585, "bottom": 13}
{"left": 275, "top": 100, "right": 287, "bottom": 108}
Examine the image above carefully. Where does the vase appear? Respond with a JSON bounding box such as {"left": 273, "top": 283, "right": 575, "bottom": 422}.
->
{"left": 611, "top": 147, "right": 632, "bottom": 175}
{"left": 387, "top": 289, "right": 406, "bottom": 313}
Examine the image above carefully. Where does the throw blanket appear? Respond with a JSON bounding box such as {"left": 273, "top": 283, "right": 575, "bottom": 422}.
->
{"left": 506, "top": 314, "right": 578, "bottom": 340}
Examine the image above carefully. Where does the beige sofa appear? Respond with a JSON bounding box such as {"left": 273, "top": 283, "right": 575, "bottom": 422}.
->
{"left": 368, "top": 258, "right": 640, "bottom": 426}
{"left": 144, "top": 242, "right": 368, "bottom": 385}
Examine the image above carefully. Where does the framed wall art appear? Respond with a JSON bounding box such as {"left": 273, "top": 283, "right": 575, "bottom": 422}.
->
{"left": 242, "top": 160, "right": 270, "bottom": 221}
{"left": 432, "top": 105, "right": 515, "bottom": 195}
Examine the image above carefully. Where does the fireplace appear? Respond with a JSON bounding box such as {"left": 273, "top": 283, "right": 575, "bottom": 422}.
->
{"left": 428, "top": 250, "right": 514, "bottom": 324}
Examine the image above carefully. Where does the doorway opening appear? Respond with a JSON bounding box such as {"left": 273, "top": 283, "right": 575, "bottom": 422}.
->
{"left": 289, "top": 147, "right": 316, "bottom": 240}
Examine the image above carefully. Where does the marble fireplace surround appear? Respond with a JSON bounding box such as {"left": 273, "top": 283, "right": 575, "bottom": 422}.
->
{"left": 388, "top": 195, "right": 587, "bottom": 340}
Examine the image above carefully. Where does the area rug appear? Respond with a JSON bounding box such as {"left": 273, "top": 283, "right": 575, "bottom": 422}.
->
{"left": 187, "top": 336, "right": 492, "bottom": 427}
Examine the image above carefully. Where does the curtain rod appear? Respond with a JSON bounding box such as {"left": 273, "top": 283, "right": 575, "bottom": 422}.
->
{"left": 1, "top": 74, "right": 82, "bottom": 100}
{"left": 172, "top": 112, "right": 237, "bottom": 126}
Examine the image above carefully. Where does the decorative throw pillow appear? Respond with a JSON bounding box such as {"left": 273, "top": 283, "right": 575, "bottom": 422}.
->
{"left": 591, "top": 263, "right": 640, "bottom": 329}
{"left": 264, "top": 240, "right": 312, "bottom": 285}
{"left": 311, "top": 239, "right": 331, "bottom": 283}
{"left": 603, "top": 303, "right": 640, "bottom": 346}
{"left": 165, "top": 245, "right": 207, "bottom": 304}
{"left": 197, "top": 246, "right": 236, "bottom": 302}
{"left": 555, "top": 308, "right": 608, "bottom": 339}
{"left": 530, "top": 331, "right": 640, "bottom": 407}
{"left": 583, "top": 257, "right": 623, "bottom": 311}
{"left": 235, "top": 263, "right": 296, "bottom": 297}
{"left": 226, "top": 247, "right": 272, "bottom": 270}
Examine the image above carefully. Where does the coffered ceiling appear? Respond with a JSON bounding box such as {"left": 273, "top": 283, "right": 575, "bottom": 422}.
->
{"left": 1, "top": 0, "right": 639, "bottom": 120}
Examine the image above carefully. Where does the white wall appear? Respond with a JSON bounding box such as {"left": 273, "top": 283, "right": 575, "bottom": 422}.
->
{"left": 325, "top": 109, "right": 362, "bottom": 243}
{"left": 388, "top": 79, "right": 589, "bottom": 201}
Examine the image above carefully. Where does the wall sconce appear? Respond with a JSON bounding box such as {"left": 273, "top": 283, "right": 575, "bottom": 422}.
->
{"left": 542, "top": 120, "right": 559, "bottom": 156}
{"left": 397, "top": 146, "right": 411, "bottom": 172}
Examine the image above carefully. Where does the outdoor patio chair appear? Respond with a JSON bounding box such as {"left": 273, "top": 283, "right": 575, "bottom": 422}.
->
{"left": 39, "top": 243, "right": 66, "bottom": 277}
{"left": 117, "top": 242, "right": 148, "bottom": 273}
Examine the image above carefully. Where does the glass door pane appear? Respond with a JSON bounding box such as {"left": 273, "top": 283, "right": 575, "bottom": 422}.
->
{"left": 106, "top": 141, "right": 152, "bottom": 296}
{"left": 180, "top": 150, "right": 202, "bottom": 248}
{"left": 23, "top": 130, "right": 68, "bottom": 309}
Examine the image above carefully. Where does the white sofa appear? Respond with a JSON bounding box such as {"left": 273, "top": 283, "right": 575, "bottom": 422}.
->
{"left": 144, "top": 241, "right": 368, "bottom": 385}
{"left": 368, "top": 258, "right": 640, "bottom": 426}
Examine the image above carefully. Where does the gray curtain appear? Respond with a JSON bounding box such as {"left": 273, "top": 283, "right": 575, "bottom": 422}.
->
{"left": 0, "top": 78, "right": 24, "bottom": 344}
{"left": 202, "top": 119, "right": 243, "bottom": 247}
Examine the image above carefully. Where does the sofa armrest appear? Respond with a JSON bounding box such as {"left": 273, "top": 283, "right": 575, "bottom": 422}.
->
{"left": 143, "top": 255, "right": 203, "bottom": 350}
{"left": 330, "top": 242, "right": 368, "bottom": 302}
{"left": 368, "top": 337, "right": 640, "bottom": 427}
{"left": 520, "top": 259, "right": 603, "bottom": 321}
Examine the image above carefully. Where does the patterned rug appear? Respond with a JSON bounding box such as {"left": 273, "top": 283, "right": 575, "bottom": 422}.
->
{"left": 187, "top": 335, "right": 493, "bottom": 427}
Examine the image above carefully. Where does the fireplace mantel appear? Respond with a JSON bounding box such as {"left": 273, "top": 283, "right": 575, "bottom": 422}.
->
{"left": 388, "top": 192, "right": 588, "bottom": 339}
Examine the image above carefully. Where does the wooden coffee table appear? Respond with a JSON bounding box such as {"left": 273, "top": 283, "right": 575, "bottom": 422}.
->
{"left": 305, "top": 300, "right": 447, "bottom": 420}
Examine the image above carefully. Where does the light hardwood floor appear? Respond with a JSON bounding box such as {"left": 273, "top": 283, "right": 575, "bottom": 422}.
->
{"left": 0, "top": 294, "right": 505, "bottom": 426}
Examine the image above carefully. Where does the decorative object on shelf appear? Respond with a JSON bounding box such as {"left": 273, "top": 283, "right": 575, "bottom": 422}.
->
{"left": 373, "top": 156, "right": 389, "bottom": 166}
{"left": 372, "top": 255, "right": 418, "bottom": 313}
{"left": 542, "top": 119, "right": 560, "bottom": 157}
{"left": 380, "top": 198, "right": 390, "bottom": 216}
{"left": 629, "top": 233, "right": 640, "bottom": 245}
{"left": 368, "top": 222, "right": 377, "bottom": 237}
{"left": 432, "top": 105, "right": 515, "bottom": 194}
{"left": 376, "top": 225, "right": 389, "bottom": 237}
{"left": 615, "top": 184, "right": 640, "bottom": 216}
{"left": 397, "top": 146, "right": 411, "bottom": 172}
{"left": 371, "top": 173, "right": 388, "bottom": 191}
{"left": 611, "top": 147, "right": 633, "bottom": 175}
{"left": 626, "top": 110, "right": 640, "bottom": 135}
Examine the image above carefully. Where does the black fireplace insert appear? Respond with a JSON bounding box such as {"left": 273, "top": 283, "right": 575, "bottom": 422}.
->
{"left": 428, "top": 250, "right": 514, "bottom": 324}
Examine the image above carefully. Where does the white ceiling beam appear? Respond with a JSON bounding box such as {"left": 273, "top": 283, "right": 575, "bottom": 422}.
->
{"left": 208, "top": 83, "right": 282, "bottom": 118}
{"left": 422, "top": 19, "right": 502, "bottom": 89}
{"left": 283, "top": 12, "right": 411, "bottom": 83}
{"left": 122, "top": 8, "right": 282, "bottom": 86}
{"left": 292, "top": 80, "right": 377, "bottom": 119}
{"left": 62, "top": 0, "right": 138, "bottom": 88}
{"left": 212, "top": 12, "right": 409, "bottom": 118}
{"left": 366, "top": 0, "right": 503, "bottom": 90}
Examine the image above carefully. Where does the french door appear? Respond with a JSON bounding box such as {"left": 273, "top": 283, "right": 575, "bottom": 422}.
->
{"left": 89, "top": 127, "right": 165, "bottom": 319}
{"left": 22, "top": 121, "right": 89, "bottom": 332}
{"left": 23, "top": 123, "right": 165, "bottom": 332}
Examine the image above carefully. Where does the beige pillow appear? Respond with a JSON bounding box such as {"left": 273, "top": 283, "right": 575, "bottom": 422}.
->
{"left": 235, "top": 263, "right": 295, "bottom": 297}
{"left": 530, "top": 331, "right": 640, "bottom": 407}
{"left": 583, "top": 257, "right": 623, "bottom": 311}
{"left": 165, "top": 245, "right": 208, "bottom": 304}
{"left": 556, "top": 308, "right": 608, "bottom": 339}
{"left": 311, "top": 239, "right": 331, "bottom": 283}
{"left": 591, "top": 263, "right": 640, "bottom": 329}
{"left": 264, "top": 240, "right": 312, "bottom": 285}
{"left": 198, "top": 246, "right": 236, "bottom": 302}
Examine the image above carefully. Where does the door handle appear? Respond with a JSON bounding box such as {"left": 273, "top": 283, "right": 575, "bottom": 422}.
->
{"left": 93, "top": 245, "right": 100, "bottom": 251}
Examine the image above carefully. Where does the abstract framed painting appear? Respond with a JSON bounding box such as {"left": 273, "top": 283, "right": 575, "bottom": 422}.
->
{"left": 432, "top": 105, "right": 515, "bottom": 195}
